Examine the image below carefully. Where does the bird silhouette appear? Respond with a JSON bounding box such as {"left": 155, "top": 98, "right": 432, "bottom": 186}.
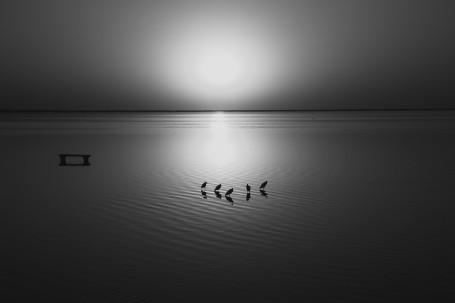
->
{"left": 214, "top": 184, "right": 222, "bottom": 191}
{"left": 225, "top": 188, "right": 234, "bottom": 197}
{"left": 201, "top": 182, "right": 207, "bottom": 189}
{"left": 246, "top": 184, "right": 251, "bottom": 193}
{"left": 260, "top": 181, "right": 268, "bottom": 190}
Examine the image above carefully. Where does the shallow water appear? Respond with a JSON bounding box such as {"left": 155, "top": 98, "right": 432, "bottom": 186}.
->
{"left": 1, "top": 111, "right": 455, "bottom": 302}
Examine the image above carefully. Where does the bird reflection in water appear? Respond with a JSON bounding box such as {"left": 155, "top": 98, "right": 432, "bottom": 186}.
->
{"left": 225, "top": 196, "right": 234, "bottom": 205}
{"left": 201, "top": 190, "right": 207, "bottom": 199}
{"left": 260, "top": 189, "right": 268, "bottom": 198}
{"left": 224, "top": 188, "right": 234, "bottom": 205}
{"left": 198, "top": 181, "right": 269, "bottom": 202}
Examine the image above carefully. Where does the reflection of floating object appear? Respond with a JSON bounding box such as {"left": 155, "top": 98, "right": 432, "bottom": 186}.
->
{"left": 246, "top": 193, "right": 251, "bottom": 201}
{"left": 260, "top": 181, "right": 268, "bottom": 190}
{"left": 58, "top": 154, "right": 91, "bottom": 166}
{"left": 225, "top": 188, "right": 234, "bottom": 197}
{"left": 214, "top": 184, "right": 222, "bottom": 191}
{"left": 201, "top": 182, "right": 207, "bottom": 189}
{"left": 215, "top": 192, "right": 222, "bottom": 199}
{"left": 260, "top": 189, "right": 268, "bottom": 198}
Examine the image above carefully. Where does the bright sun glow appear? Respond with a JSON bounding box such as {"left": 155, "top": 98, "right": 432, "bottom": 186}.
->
{"left": 145, "top": 14, "right": 285, "bottom": 105}
{"left": 180, "top": 33, "right": 257, "bottom": 99}
{"left": 192, "top": 44, "right": 248, "bottom": 89}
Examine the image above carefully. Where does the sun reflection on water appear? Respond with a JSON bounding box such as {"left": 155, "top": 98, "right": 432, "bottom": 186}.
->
{"left": 210, "top": 112, "right": 227, "bottom": 135}
{"left": 205, "top": 112, "right": 238, "bottom": 167}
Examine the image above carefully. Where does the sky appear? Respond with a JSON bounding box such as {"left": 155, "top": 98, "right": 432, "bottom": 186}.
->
{"left": 1, "top": 0, "right": 454, "bottom": 111}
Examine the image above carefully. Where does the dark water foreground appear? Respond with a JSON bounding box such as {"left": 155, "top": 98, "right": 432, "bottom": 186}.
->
{"left": 1, "top": 111, "right": 455, "bottom": 302}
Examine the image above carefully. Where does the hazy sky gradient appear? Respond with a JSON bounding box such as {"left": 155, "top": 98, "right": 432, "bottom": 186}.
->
{"left": 2, "top": 0, "right": 454, "bottom": 110}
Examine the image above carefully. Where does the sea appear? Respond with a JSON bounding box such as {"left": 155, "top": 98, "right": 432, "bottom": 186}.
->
{"left": 1, "top": 110, "right": 455, "bottom": 302}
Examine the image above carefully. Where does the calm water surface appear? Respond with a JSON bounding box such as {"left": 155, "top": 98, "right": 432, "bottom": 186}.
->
{"left": 1, "top": 111, "right": 455, "bottom": 302}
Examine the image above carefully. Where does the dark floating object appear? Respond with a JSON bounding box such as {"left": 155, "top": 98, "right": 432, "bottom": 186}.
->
{"left": 260, "top": 189, "right": 268, "bottom": 198}
{"left": 246, "top": 193, "right": 251, "bottom": 201}
{"left": 58, "top": 154, "right": 91, "bottom": 166}
{"left": 201, "top": 182, "right": 207, "bottom": 189}
{"left": 246, "top": 184, "right": 251, "bottom": 192}
{"left": 225, "top": 188, "right": 234, "bottom": 197}
{"left": 260, "top": 181, "right": 268, "bottom": 190}
{"left": 214, "top": 184, "right": 222, "bottom": 192}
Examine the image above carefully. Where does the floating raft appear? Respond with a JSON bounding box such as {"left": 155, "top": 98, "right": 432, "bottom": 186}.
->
{"left": 58, "top": 154, "right": 91, "bottom": 166}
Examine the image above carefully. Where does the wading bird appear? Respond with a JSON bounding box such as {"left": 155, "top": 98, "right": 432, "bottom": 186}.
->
{"left": 225, "top": 188, "right": 234, "bottom": 197}
{"left": 214, "top": 184, "right": 222, "bottom": 191}
{"left": 201, "top": 182, "right": 207, "bottom": 189}
{"left": 260, "top": 181, "right": 268, "bottom": 190}
{"left": 246, "top": 184, "right": 251, "bottom": 192}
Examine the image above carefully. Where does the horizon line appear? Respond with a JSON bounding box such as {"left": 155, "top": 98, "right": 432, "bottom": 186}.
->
{"left": 1, "top": 108, "right": 455, "bottom": 113}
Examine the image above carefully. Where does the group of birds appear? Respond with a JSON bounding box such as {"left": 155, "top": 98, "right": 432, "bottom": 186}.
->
{"left": 200, "top": 181, "right": 268, "bottom": 202}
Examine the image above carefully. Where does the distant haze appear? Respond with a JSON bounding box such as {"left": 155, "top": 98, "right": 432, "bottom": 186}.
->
{"left": 2, "top": 0, "right": 454, "bottom": 110}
